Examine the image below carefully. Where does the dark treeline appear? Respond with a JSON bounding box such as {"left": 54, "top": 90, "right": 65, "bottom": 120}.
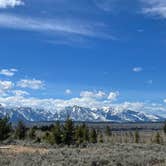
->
{"left": 0, "top": 116, "right": 108, "bottom": 146}
{"left": 0, "top": 116, "right": 166, "bottom": 146}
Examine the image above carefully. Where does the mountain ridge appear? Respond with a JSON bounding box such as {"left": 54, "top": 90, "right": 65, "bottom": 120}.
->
{"left": 0, "top": 105, "right": 164, "bottom": 123}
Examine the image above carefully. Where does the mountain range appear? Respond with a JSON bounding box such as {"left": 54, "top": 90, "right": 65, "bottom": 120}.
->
{"left": 0, "top": 104, "right": 164, "bottom": 123}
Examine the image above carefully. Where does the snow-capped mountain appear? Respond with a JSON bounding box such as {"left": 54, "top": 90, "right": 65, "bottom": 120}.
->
{"left": 0, "top": 104, "right": 164, "bottom": 122}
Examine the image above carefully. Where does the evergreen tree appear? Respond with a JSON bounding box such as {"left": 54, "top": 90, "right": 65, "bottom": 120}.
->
{"left": 135, "top": 130, "right": 140, "bottom": 143}
{"left": 105, "top": 126, "right": 112, "bottom": 136}
{"left": 82, "top": 123, "right": 90, "bottom": 143}
{"left": 99, "top": 133, "right": 104, "bottom": 143}
{"left": 62, "top": 118, "right": 75, "bottom": 145}
{"left": 28, "top": 127, "right": 36, "bottom": 140}
{"left": 163, "top": 121, "right": 166, "bottom": 134}
{"left": 15, "top": 121, "right": 27, "bottom": 140}
{"left": 43, "top": 132, "right": 54, "bottom": 144}
{"left": 75, "top": 125, "right": 84, "bottom": 144}
{"left": 0, "top": 116, "right": 12, "bottom": 141}
{"left": 155, "top": 132, "right": 161, "bottom": 144}
{"left": 52, "top": 121, "right": 62, "bottom": 145}
{"left": 90, "top": 129, "right": 97, "bottom": 143}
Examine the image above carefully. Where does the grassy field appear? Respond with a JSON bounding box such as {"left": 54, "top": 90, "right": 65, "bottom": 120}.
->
{"left": 0, "top": 128, "right": 166, "bottom": 166}
{"left": 0, "top": 142, "right": 166, "bottom": 166}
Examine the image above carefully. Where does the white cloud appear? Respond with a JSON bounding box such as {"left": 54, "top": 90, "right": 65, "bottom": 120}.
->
{"left": 0, "top": 95, "right": 165, "bottom": 118}
{"left": 0, "top": 80, "right": 13, "bottom": 96}
{"left": 0, "top": 68, "right": 18, "bottom": 77}
{"left": 133, "top": 67, "right": 143, "bottom": 72}
{"left": 65, "top": 89, "right": 72, "bottom": 95}
{"left": 12, "top": 90, "right": 29, "bottom": 96}
{"left": 141, "top": 0, "right": 166, "bottom": 18}
{"left": 107, "top": 91, "right": 119, "bottom": 101}
{"left": 0, "top": 89, "right": 116, "bottom": 110}
{"left": 0, "top": 0, "right": 24, "bottom": 8}
{"left": 0, "top": 13, "right": 114, "bottom": 41}
{"left": 113, "top": 102, "right": 144, "bottom": 112}
{"left": 80, "top": 90, "right": 107, "bottom": 99}
{"left": 0, "top": 96, "right": 104, "bottom": 110}
{"left": 17, "top": 79, "right": 44, "bottom": 90}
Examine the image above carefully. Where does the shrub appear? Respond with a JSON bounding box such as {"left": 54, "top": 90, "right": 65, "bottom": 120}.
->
{"left": 43, "top": 132, "right": 54, "bottom": 144}
{"left": 15, "top": 121, "right": 27, "bottom": 140}
{"left": 28, "top": 127, "right": 36, "bottom": 140}
{"left": 0, "top": 116, "right": 12, "bottom": 141}
{"left": 99, "top": 133, "right": 104, "bottom": 143}
{"left": 155, "top": 132, "right": 161, "bottom": 144}
{"left": 90, "top": 129, "right": 97, "bottom": 143}
{"left": 135, "top": 130, "right": 140, "bottom": 143}
{"left": 163, "top": 121, "right": 166, "bottom": 134}
{"left": 105, "top": 126, "right": 112, "bottom": 136}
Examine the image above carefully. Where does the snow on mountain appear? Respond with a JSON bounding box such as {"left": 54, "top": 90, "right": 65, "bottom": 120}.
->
{"left": 0, "top": 104, "right": 164, "bottom": 122}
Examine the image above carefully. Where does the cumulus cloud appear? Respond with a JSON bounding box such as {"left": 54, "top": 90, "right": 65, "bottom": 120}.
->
{"left": 0, "top": 95, "right": 165, "bottom": 118}
{"left": 141, "top": 0, "right": 166, "bottom": 18}
{"left": 0, "top": 0, "right": 24, "bottom": 8}
{"left": 12, "top": 90, "right": 29, "bottom": 96}
{"left": 17, "top": 79, "right": 44, "bottom": 90}
{"left": 80, "top": 90, "right": 107, "bottom": 99}
{"left": 0, "top": 80, "right": 13, "bottom": 96}
{"left": 113, "top": 102, "right": 144, "bottom": 112}
{"left": 0, "top": 68, "right": 17, "bottom": 77}
{"left": 65, "top": 89, "right": 72, "bottom": 95}
{"left": 0, "top": 89, "right": 120, "bottom": 110}
{"left": 133, "top": 67, "right": 143, "bottom": 72}
{"left": 107, "top": 91, "right": 119, "bottom": 101}
{"left": 0, "top": 96, "right": 102, "bottom": 110}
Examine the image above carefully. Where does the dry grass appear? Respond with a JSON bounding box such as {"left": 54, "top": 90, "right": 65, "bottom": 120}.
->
{"left": 0, "top": 129, "right": 166, "bottom": 166}
{"left": 0, "top": 143, "right": 166, "bottom": 166}
{"left": 0, "top": 145, "right": 48, "bottom": 155}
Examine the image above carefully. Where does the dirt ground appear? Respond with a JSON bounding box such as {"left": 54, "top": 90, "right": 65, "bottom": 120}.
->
{"left": 0, "top": 145, "right": 49, "bottom": 155}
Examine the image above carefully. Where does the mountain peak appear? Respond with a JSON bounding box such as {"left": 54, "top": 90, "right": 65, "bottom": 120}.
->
{"left": 0, "top": 105, "right": 164, "bottom": 122}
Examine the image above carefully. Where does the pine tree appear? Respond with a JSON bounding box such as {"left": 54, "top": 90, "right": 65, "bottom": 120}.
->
{"left": 0, "top": 116, "right": 12, "bottom": 141}
{"left": 135, "top": 130, "right": 140, "bottom": 143}
{"left": 28, "top": 127, "right": 36, "bottom": 140}
{"left": 62, "top": 118, "right": 75, "bottom": 145}
{"left": 43, "top": 132, "right": 54, "bottom": 144}
{"left": 15, "top": 121, "right": 27, "bottom": 140}
{"left": 75, "top": 125, "right": 83, "bottom": 144}
{"left": 52, "top": 121, "right": 62, "bottom": 145}
{"left": 163, "top": 121, "right": 166, "bottom": 134}
{"left": 90, "top": 129, "right": 97, "bottom": 144}
{"left": 82, "top": 123, "right": 90, "bottom": 143}
{"left": 155, "top": 132, "right": 161, "bottom": 144}
{"left": 99, "top": 133, "right": 104, "bottom": 143}
{"left": 105, "top": 126, "right": 112, "bottom": 136}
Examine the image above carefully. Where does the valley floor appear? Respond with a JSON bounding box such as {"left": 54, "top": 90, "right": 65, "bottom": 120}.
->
{"left": 0, "top": 143, "right": 166, "bottom": 166}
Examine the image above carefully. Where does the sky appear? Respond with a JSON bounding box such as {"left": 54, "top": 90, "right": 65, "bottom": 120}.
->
{"left": 0, "top": 0, "right": 166, "bottom": 116}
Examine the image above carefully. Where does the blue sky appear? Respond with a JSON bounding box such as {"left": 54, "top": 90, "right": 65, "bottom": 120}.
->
{"left": 0, "top": 0, "right": 166, "bottom": 115}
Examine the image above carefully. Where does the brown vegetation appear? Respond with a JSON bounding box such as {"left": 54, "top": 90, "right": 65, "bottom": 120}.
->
{"left": 1, "top": 117, "right": 166, "bottom": 165}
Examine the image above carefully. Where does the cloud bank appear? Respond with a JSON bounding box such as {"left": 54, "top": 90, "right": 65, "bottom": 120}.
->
{"left": 0, "top": 68, "right": 17, "bottom": 77}
{"left": 17, "top": 79, "right": 44, "bottom": 90}
{"left": 0, "top": 13, "right": 114, "bottom": 41}
{"left": 141, "top": 0, "right": 166, "bottom": 18}
{"left": 0, "top": 0, "right": 24, "bottom": 8}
